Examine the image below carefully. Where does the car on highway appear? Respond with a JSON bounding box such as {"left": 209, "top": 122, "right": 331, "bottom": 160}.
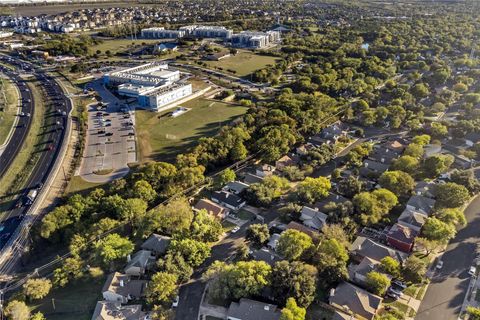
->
{"left": 436, "top": 260, "right": 444, "bottom": 269}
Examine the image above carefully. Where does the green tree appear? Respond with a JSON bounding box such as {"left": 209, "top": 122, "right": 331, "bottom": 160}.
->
{"left": 280, "top": 298, "right": 306, "bottom": 320}
{"left": 415, "top": 237, "right": 441, "bottom": 256}
{"left": 131, "top": 180, "right": 157, "bottom": 203}
{"left": 435, "top": 182, "right": 470, "bottom": 208}
{"left": 146, "top": 272, "right": 178, "bottom": 304}
{"left": 144, "top": 197, "right": 194, "bottom": 236}
{"left": 4, "top": 300, "right": 30, "bottom": 320}
{"left": 353, "top": 189, "right": 398, "bottom": 225}
{"left": 423, "top": 154, "right": 454, "bottom": 178}
{"left": 277, "top": 229, "right": 313, "bottom": 261}
{"left": 404, "top": 143, "right": 424, "bottom": 158}
{"left": 411, "top": 83, "right": 430, "bottom": 98}
{"left": 248, "top": 175, "right": 290, "bottom": 206}
{"left": 271, "top": 261, "right": 317, "bottom": 307}
{"left": 246, "top": 224, "right": 270, "bottom": 246}
{"left": 94, "top": 233, "right": 134, "bottom": 266}
{"left": 218, "top": 168, "right": 236, "bottom": 186}
{"left": 296, "top": 177, "right": 331, "bottom": 203}
{"left": 412, "top": 134, "right": 431, "bottom": 146}
{"left": 378, "top": 171, "right": 415, "bottom": 197}
{"left": 403, "top": 255, "right": 427, "bottom": 283}
{"left": 157, "top": 252, "right": 193, "bottom": 284}
{"left": 391, "top": 155, "right": 420, "bottom": 174}
{"left": 53, "top": 256, "right": 84, "bottom": 287}
{"left": 256, "top": 125, "right": 296, "bottom": 163}
{"left": 430, "top": 122, "right": 448, "bottom": 138}
{"left": 314, "top": 239, "right": 349, "bottom": 284}
{"left": 365, "top": 271, "right": 391, "bottom": 295}
{"left": 168, "top": 238, "right": 211, "bottom": 267}
{"left": 30, "top": 313, "right": 46, "bottom": 320}
{"left": 204, "top": 260, "right": 271, "bottom": 300}
{"left": 379, "top": 257, "right": 400, "bottom": 278}
{"left": 466, "top": 306, "right": 480, "bottom": 320}
{"left": 422, "top": 217, "right": 456, "bottom": 243}
{"left": 190, "top": 209, "right": 223, "bottom": 242}
{"left": 23, "top": 278, "right": 52, "bottom": 300}
{"left": 436, "top": 208, "right": 467, "bottom": 227}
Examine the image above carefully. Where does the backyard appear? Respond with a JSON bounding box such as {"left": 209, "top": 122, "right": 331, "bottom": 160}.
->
{"left": 135, "top": 98, "right": 248, "bottom": 162}
{"left": 203, "top": 50, "right": 279, "bottom": 77}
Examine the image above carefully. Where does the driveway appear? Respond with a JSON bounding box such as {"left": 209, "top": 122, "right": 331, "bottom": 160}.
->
{"left": 78, "top": 80, "right": 136, "bottom": 183}
{"left": 416, "top": 195, "right": 480, "bottom": 320}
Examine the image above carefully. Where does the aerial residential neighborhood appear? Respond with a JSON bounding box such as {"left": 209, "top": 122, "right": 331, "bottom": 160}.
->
{"left": 0, "top": 1, "right": 479, "bottom": 320}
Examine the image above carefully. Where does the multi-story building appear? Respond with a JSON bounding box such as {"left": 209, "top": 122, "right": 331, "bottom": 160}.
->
{"left": 231, "top": 30, "right": 281, "bottom": 48}
{"left": 188, "top": 25, "right": 233, "bottom": 39}
{"left": 103, "top": 62, "right": 193, "bottom": 112}
{"left": 141, "top": 27, "right": 186, "bottom": 39}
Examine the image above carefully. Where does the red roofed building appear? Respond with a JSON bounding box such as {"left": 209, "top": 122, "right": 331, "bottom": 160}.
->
{"left": 286, "top": 221, "right": 320, "bottom": 240}
{"left": 386, "top": 223, "right": 418, "bottom": 253}
{"left": 193, "top": 198, "right": 229, "bottom": 220}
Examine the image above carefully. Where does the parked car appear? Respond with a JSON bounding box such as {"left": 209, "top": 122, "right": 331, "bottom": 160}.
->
{"left": 388, "top": 287, "right": 403, "bottom": 297}
{"left": 391, "top": 280, "right": 407, "bottom": 290}
{"left": 105, "top": 132, "right": 113, "bottom": 136}
{"left": 436, "top": 260, "right": 444, "bottom": 269}
{"left": 172, "top": 296, "right": 179, "bottom": 308}
{"left": 469, "top": 266, "right": 477, "bottom": 276}
{"left": 231, "top": 226, "right": 240, "bottom": 233}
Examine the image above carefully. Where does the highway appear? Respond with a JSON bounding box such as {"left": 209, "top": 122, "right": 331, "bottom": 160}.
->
{"left": 0, "top": 56, "right": 72, "bottom": 253}
{"left": 0, "top": 63, "right": 34, "bottom": 178}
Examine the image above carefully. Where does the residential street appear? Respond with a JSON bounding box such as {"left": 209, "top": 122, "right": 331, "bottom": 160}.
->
{"left": 417, "top": 195, "right": 480, "bottom": 320}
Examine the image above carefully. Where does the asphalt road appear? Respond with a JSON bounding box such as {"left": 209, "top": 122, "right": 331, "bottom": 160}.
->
{"left": 0, "top": 56, "right": 72, "bottom": 251}
{"left": 416, "top": 195, "right": 480, "bottom": 320}
{"left": 0, "top": 63, "right": 34, "bottom": 178}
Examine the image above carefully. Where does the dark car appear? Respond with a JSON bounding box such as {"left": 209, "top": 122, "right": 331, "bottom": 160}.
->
{"left": 98, "top": 130, "right": 106, "bottom": 134}
{"left": 105, "top": 132, "right": 113, "bottom": 136}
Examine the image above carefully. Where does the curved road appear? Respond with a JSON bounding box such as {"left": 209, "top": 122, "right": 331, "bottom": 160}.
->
{"left": 0, "top": 62, "right": 34, "bottom": 178}
{"left": 417, "top": 194, "right": 480, "bottom": 320}
{"left": 0, "top": 56, "right": 72, "bottom": 251}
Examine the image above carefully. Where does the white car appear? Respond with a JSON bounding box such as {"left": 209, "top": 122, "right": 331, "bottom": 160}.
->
{"left": 172, "top": 295, "right": 179, "bottom": 308}
{"left": 436, "top": 261, "right": 444, "bottom": 269}
{"left": 231, "top": 226, "right": 240, "bottom": 233}
{"left": 469, "top": 266, "right": 477, "bottom": 276}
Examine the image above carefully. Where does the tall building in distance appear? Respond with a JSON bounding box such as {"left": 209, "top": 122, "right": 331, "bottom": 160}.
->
{"left": 231, "top": 31, "right": 281, "bottom": 49}
{"left": 141, "top": 27, "right": 186, "bottom": 39}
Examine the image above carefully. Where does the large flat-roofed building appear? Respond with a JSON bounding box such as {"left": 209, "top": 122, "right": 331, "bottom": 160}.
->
{"left": 103, "top": 62, "right": 192, "bottom": 112}
{"left": 181, "top": 25, "right": 232, "bottom": 39}
{"left": 231, "top": 31, "right": 281, "bottom": 48}
{"left": 141, "top": 27, "right": 186, "bottom": 39}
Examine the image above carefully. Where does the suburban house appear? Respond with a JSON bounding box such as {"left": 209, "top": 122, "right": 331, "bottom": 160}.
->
{"left": 314, "top": 193, "right": 349, "bottom": 212}
{"left": 267, "top": 233, "right": 281, "bottom": 251}
{"left": 465, "top": 132, "right": 480, "bottom": 147}
{"left": 255, "top": 164, "right": 276, "bottom": 177}
{"left": 414, "top": 181, "right": 435, "bottom": 198}
{"left": 406, "top": 195, "right": 436, "bottom": 215}
{"left": 386, "top": 223, "right": 418, "bottom": 253}
{"left": 349, "top": 256, "right": 391, "bottom": 288}
{"left": 286, "top": 221, "right": 320, "bottom": 240}
{"left": 397, "top": 209, "right": 428, "bottom": 232}
{"left": 124, "top": 250, "right": 156, "bottom": 276}
{"left": 332, "top": 310, "right": 357, "bottom": 320}
{"left": 350, "top": 236, "right": 407, "bottom": 264}
{"left": 299, "top": 206, "right": 328, "bottom": 231}
{"left": 309, "top": 122, "right": 348, "bottom": 145}
{"left": 423, "top": 144, "right": 442, "bottom": 159}
{"left": 368, "top": 146, "right": 400, "bottom": 165}
{"left": 194, "top": 198, "right": 230, "bottom": 219}
{"left": 141, "top": 233, "right": 171, "bottom": 256}
{"left": 275, "top": 154, "right": 300, "bottom": 170}
{"left": 249, "top": 247, "right": 281, "bottom": 266}
{"left": 329, "top": 282, "right": 383, "bottom": 320}
{"left": 102, "top": 272, "right": 147, "bottom": 304}
{"left": 211, "top": 191, "right": 246, "bottom": 211}
{"left": 296, "top": 143, "right": 314, "bottom": 156}
{"left": 360, "top": 160, "right": 389, "bottom": 179}
{"left": 91, "top": 301, "right": 148, "bottom": 320}
{"left": 227, "top": 298, "right": 281, "bottom": 320}
{"left": 243, "top": 172, "right": 264, "bottom": 185}
{"left": 384, "top": 139, "right": 406, "bottom": 153}
{"left": 223, "top": 181, "right": 250, "bottom": 195}
{"left": 204, "top": 51, "right": 231, "bottom": 61}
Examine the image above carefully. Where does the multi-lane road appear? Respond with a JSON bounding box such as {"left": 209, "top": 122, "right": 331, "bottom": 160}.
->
{"left": 0, "top": 63, "right": 34, "bottom": 178}
{"left": 0, "top": 56, "right": 72, "bottom": 253}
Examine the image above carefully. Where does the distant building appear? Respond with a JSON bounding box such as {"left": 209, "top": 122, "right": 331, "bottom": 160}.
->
{"left": 188, "top": 25, "right": 233, "bottom": 39}
{"left": 231, "top": 30, "right": 280, "bottom": 48}
{"left": 204, "top": 52, "right": 231, "bottom": 61}
{"left": 141, "top": 27, "right": 186, "bottom": 39}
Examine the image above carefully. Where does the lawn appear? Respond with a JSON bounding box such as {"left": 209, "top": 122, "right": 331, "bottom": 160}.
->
{"left": 89, "top": 39, "right": 160, "bottom": 55}
{"left": 65, "top": 176, "right": 105, "bottom": 195}
{"left": 30, "top": 269, "right": 106, "bottom": 320}
{"left": 135, "top": 98, "right": 248, "bottom": 162}
{"left": 0, "top": 76, "right": 19, "bottom": 146}
{"left": 204, "top": 50, "right": 279, "bottom": 77}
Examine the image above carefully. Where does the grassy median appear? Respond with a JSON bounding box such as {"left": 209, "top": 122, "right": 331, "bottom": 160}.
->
{"left": 0, "top": 77, "right": 19, "bottom": 146}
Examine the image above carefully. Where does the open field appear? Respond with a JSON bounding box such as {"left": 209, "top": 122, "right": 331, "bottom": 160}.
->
{"left": 30, "top": 269, "right": 106, "bottom": 320}
{"left": 136, "top": 98, "right": 247, "bottom": 162}
{"left": 203, "top": 51, "right": 279, "bottom": 77}
{"left": 0, "top": 76, "right": 19, "bottom": 146}
{"left": 89, "top": 39, "right": 160, "bottom": 55}
{"left": 65, "top": 176, "right": 104, "bottom": 195}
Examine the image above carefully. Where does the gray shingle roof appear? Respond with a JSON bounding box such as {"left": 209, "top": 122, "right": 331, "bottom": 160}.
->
{"left": 227, "top": 298, "right": 281, "bottom": 320}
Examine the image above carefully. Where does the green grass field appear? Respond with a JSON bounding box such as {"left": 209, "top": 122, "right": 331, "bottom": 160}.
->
{"left": 136, "top": 98, "right": 247, "bottom": 162}
{"left": 204, "top": 51, "right": 279, "bottom": 77}
{"left": 0, "top": 77, "right": 19, "bottom": 146}
{"left": 30, "top": 269, "right": 106, "bottom": 320}
{"left": 90, "top": 39, "right": 160, "bottom": 55}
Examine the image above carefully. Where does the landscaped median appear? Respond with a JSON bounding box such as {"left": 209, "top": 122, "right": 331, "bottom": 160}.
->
{"left": 0, "top": 76, "right": 20, "bottom": 146}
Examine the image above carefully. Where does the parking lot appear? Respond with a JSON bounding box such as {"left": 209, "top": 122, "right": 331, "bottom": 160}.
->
{"left": 79, "top": 95, "right": 136, "bottom": 183}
